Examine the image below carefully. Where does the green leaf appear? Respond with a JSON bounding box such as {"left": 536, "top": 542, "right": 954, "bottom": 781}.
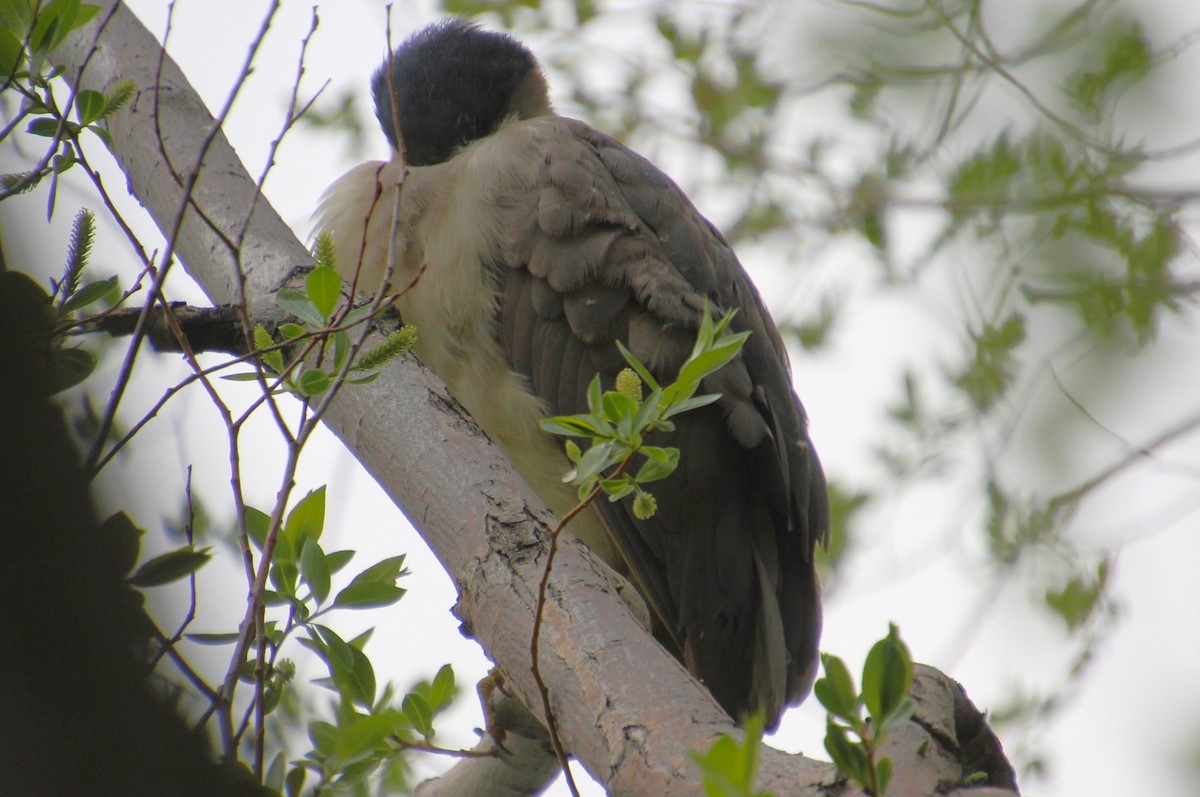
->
{"left": 689, "top": 713, "right": 767, "bottom": 797}
{"left": 861, "top": 623, "right": 913, "bottom": 724}
{"left": 279, "top": 322, "right": 307, "bottom": 340}
{"left": 300, "top": 538, "right": 331, "bottom": 604}
{"left": 600, "top": 477, "right": 636, "bottom": 501}
{"left": 353, "top": 554, "right": 407, "bottom": 583}
{"left": 539, "top": 416, "right": 604, "bottom": 437}
{"left": 334, "top": 581, "right": 405, "bottom": 610}
{"left": 814, "top": 653, "right": 860, "bottom": 723}
{"left": 662, "top": 392, "right": 721, "bottom": 420}
{"left": 325, "top": 549, "right": 356, "bottom": 575}
{"left": 947, "top": 134, "right": 1021, "bottom": 222}
{"left": 600, "top": 389, "right": 638, "bottom": 423}
{"left": 305, "top": 265, "right": 342, "bottom": 322}
{"left": 284, "top": 486, "right": 326, "bottom": 547}
{"left": 285, "top": 765, "right": 306, "bottom": 797}
{"left": 74, "top": 88, "right": 105, "bottom": 125}
{"left": 332, "top": 329, "right": 350, "bottom": 371}
{"left": 276, "top": 287, "right": 324, "bottom": 326}
{"left": 336, "top": 554, "right": 410, "bottom": 609}
{"left": 675, "top": 333, "right": 750, "bottom": 391}
{"left": 0, "top": 28, "right": 22, "bottom": 78}
{"left": 264, "top": 751, "right": 286, "bottom": 793}
{"left": 634, "top": 447, "right": 679, "bottom": 483}
{"left": 308, "top": 719, "right": 338, "bottom": 756}
{"left": 316, "top": 625, "right": 376, "bottom": 707}
{"left": 185, "top": 632, "right": 240, "bottom": 645}
{"left": 875, "top": 755, "right": 893, "bottom": 796}
{"left": 59, "top": 275, "right": 116, "bottom": 314}
{"left": 129, "top": 545, "right": 211, "bottom": 587}
{"left": 616, "top": 339, "right": 661, "bottom": 391}
{"left": 334, "top": 710, "right": 400, "bottom": 764}
{"left": 879, "top": 696, "right": 917, "bottom": 737}
{"left": 402, "top": 692, "right": 434, "bottom": 739}
{"left": 295, "top": 367, "right": 331, "bottom": 396}
{"left": 26, "top": 117, "right": 62, "bottom": 137}
{"left": 244, "top": 505, "right": 270, "bottom": 550}
{"left": 571, "top": 439, "right": 620, "bottom": 485}
{"left": 824, "top": 718, "right": 869, "bottom": 787}
{"left": 586, "top": 374, "right": 603, "bottom": 413}
{"left": 428, "top": 664, "right": 456, "bottom": 711}
{"left": 269, "top": 554, "right": 298, "bottom": 597}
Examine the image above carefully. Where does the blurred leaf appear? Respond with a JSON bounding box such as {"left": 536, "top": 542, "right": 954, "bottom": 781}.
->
{"left": 129, "top": 545, "right": 211, "bottom": 587}
{"left": 1045, "top": 559, "right": 1110, "bottom": 631}
{"left": 98, "top": 511, "right": 143, "bottom": 576}
{"left": 952, "top": 313, "right": 1026, "bottom": 411}
{"left": 59, "top": 275, "right": 116, "bottom": 315}
{"left": 947, "top": 135, "right": 1021, "bottom": 222}
{"left": 48, "top": 346, "right": 96, "bottom": 393}
{"left": 690, "top": 713, "right": 767, "bottom": 797}
{"left": 814, "top": 653, "right": 860, "bottom": 723}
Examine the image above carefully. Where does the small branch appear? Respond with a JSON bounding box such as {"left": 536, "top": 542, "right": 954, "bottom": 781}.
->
{"left": 393, "top": 738, "right": 501, "bottom": 759}
{"left": 529, "top": 455, "right": 633, "bottom": 797}
{"left": 83, "top": 303, "right": 250, "bottom": 354}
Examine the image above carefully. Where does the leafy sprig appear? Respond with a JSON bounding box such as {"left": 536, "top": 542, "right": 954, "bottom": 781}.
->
{"left": 541, "top": 306, "right": 749, "bottom": 516}
{"left": 814, "top": 623, "right": 916, "bottom": 797}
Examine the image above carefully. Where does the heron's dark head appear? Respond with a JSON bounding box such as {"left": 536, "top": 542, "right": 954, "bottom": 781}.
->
{"left": 372, "top": 19, "right": 553, "bottom": 166}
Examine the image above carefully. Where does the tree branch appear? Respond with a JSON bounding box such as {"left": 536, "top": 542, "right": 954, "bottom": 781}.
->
{"left": 56, "top": 4, "right": 1017, "bottom": 795}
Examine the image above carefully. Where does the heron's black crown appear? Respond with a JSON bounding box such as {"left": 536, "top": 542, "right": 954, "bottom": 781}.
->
{"left": 372, "top": 19, "right": 551, "bottom": 167}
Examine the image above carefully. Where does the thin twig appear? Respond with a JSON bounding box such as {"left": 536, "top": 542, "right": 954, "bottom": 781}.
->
{"left": 391, "top": 737, "right": 501, "bottom": 759}
{"left": 529, "top": 455, "right": 633, "bottom": 797}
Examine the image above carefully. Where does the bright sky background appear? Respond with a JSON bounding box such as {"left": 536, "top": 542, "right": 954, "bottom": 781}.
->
{"left": 7, "top": 1, "right": 1200, "bottom": 795}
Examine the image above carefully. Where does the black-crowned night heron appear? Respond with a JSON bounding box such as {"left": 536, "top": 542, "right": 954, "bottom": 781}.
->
{"left": 315, "top": 18, "right": 828, "bottom": 730}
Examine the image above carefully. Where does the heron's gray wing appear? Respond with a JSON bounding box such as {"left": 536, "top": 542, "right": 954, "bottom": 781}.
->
{"left": 498, "top": 117, "right": 827, "bottom": 726}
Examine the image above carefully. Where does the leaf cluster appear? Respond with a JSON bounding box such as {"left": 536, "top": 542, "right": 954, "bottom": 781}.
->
{"left": 205, "top": 487, "right": 457, "bottom": 795}
{"left": 1, "top": 1, "right": 136, "bottom": 206}
{"left": 227, "top": 236, "right": 416, "bottom": 398}
{"left": 690, "top": 713, "right": 771, "bottom": 797}
{"left": 814, "top": 624, "right": 916, "bottom": 796}
{"left": 540, "top": 307, "right": 749, "bottom": 517}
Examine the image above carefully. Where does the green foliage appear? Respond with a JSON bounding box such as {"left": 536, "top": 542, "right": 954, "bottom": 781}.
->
{"left": 541, "top": 307, "right": 748, "bottom": 514}
{"left": 129, "top": 545, "right": 212, "bottom": 587}
{"left": 691, "top": 713, "right": 771, "bottom": 797}
{"left": 1062, "top": 19, "right": 1151, "bottom": 121}
{"left": 0, "top": 1, "right": 137, "bottom": 208}
{"left": 1045, "top": 559, "right": 1110, "bottom": 631}
{"left": 223, "top": 487, "right": 456, "bottom": 794}
{"left": 0, "top": 209, "right": 120, "bottom": 394}
{"left": 228, "top": 241, "right": 417, "bottom": 397}
{"left": 952, "top": 313, "right": 1026, "bottom": 411}
{"left": 814, "top": 624, "right": 915, "bottom": 796}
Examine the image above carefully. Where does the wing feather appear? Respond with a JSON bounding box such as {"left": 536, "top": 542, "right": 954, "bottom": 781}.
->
{"left": 497, "top": 117, "right": 828, "bottom": 726}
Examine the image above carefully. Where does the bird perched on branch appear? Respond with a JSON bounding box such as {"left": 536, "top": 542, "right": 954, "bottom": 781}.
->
{"left": 315, "top": 18, "right": 828, "bottom": 730}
